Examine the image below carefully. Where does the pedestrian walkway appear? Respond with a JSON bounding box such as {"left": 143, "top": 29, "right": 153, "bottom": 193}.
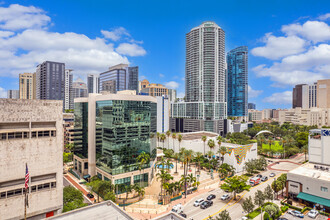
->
{"left": 64, "top": 174, "right": 95, "bottom": 203}
{"left": 267, "top": 160, "right": 301, "bottom": 172}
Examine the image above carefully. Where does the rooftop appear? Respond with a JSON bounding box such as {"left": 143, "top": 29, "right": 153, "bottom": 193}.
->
{"left": 289, "top": 163, "right": 330, "bottom": 181}
{"left": 181, "top": 131, "right": 218, "bottom": 140}
{"left": 48, "top": 201, "right": 133, "bottom": 220}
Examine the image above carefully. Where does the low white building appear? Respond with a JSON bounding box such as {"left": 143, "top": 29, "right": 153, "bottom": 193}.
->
{"left": 0, "top": 99, "right": 63, "bottom": 219}
{"left": 165, "top": 131, "right": 258, "bottom": 173}
{"left": 309, "top": 129, "right": 330, "bottom": 166}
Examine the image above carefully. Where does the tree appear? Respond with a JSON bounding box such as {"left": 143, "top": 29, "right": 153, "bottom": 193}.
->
{"left": 220, "top": 175, "right": 249, "bottom": 200}
{"left": 264, "top": 204, "right": 280, "bottom": 220}
{"left": 156, "top": 169, "right": 173, "bottom": 200}
{"left": 215, "top": 210, "right": 231, "bottom": 220}
{"left": 160, "top": 133, "right": 166, "bottom": 148}
{"left": 178, "top": 134, "right": 183, "bottom": 152}
{"left": 218, "top": 163, "right": 235, "bottom": 179}
{"left": 271, "top": 179, "right": 282, "bottom": 199}
{"left": 165, "top": 158, "right": 174, "bottom": 172}
{"left": 244, "top": 160, "right": 255, "bottom": 175}
{"left": 157, "top": 132, "right": 161, "bottom": 148}
{"left": 172, "top": 133, "right": 177, "bottom": 151}
{"left": 241, "top": 196, "right": 255, "bottom": 217}
{"left": 296, "top": 132, "right": 308, "bottom": 148}
{"left": 256, "top": 157, "right": 267, "bottom": 171}
{"left": 202, "top": 135, "right": 207, "bottom": 155}
{"left": 208, "top": 139, "right": 216, "bottom": 153}
{"left": 182, "top": 149, "right": 194, "bottom": 198}
{"left": 86, "top": 178, "right": 101, "bottom": 202}
{"left": 264, "top": 185, "right": 274, "bottom": 202}
{"left": 301, "top": 144, "right": 308, "bottom": 161}
{"left": 166, "top": 130, "right": 171, "bottom": 149}
{"left": 254, "top": 190, "right": 265, "bottom": 219}
{"left": 137, "top": 151, "right": 150, "bottom": 187}
{"left": 195, "top": 152, "right": 203, "bottom": 173}
{"left": 173, "top": 153, "right": 180, "bottom": 174}
{"left": 63, "top": 186, "right": 87, "bottom": 212}
{"left": 218, "top": 146, "right": 228, "bottom": 165}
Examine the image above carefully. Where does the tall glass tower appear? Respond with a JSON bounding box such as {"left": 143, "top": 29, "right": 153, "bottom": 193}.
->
{"left": 227, "top": 46, "right": 248, "bottom": 117}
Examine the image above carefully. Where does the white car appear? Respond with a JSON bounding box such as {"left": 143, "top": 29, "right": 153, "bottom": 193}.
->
{"left": 221, "top": 194, "right": 230, "bottom": 200}
{"left": 308, "top": 210, "right": 319, "bottom": 219}
{"left": 269, "top": 173, "right": 275, "bottom": 177}
{"left": 171, "top": 203, "right": 183, "bottom": 213}
{"left": 241, "top": 217, "right": 249, "bottom": 220}
{"left": 193, "top": 199, "right": 204, "bottom": 207}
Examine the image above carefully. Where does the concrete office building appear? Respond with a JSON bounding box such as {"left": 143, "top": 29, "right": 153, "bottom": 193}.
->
{"left": 64, "top": 69, "right": 73, "bottom": 110}
{"left": 7, "top": 89, "right": 19, "bottom": 99}
{"left": 19, "top": 73, "right": 36, "bottom": 99}
{"left": 227, "top": 46, "right": 248, "bottom": 117}
{"left": 317, "top": 79, "right": 330, "bottom": 109}
{"left": 72, "top": 79, "right": 88, "bottom": 99}
{"left": 171, "top": 21, "right": 227, "bottom": 134}
{"left": 73, "top": 93, "right": 157, "bottom": 187}
{"left": 99, "top": 64, "right": 138, "bottom": 94}
{"left": 140, "top": 81, "right": 168, "bottom": 97}
{"left": 0, "top": 99, "right": 63, "bottom": 219}
{"left": 293, "top": 84, "right": 305, "bottom": 108}
{"left": 262, "top": 109, "right": 273, "bottom": 119}
{"left": 87, "top": 74, "right": 100, "bottom": 94}
{"left": 248, "top": 103, "right": 256, "bottom": 110}
{"left": 293, "top": 83, "right": 317, "bottom": 109}
{"left": 286, "top": 129, "right": 330, "bottom": 212}
{"left": 102, "top": 80, "right": 117, "bottom": 94}
{"left": 248, "top": 109, "right": 263, "bottom": 122}
{"left": 168, "top": 89, "right": 177, "bottom": 102}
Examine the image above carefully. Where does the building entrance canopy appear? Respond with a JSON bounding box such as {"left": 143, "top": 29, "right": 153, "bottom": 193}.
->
{"left": 297, "top": 192, "right": 330, "bottom": 207}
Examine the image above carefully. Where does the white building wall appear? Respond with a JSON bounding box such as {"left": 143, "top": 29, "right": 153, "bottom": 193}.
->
{"left": 157, "top": 96, "right": 169, "bottom": 133}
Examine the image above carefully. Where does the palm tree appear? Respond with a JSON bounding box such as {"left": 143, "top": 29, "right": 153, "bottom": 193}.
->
{"left": 133, "top": 184, "right": 145, "bottom": 201}
{"left": 137, "top": 152, "right": 150, "bottom": 187}
{"left": 156, "top": 156, "right": 166, "bottom": 171}
{"left": 202, "top": 135, "right": 207, "bottom": 155}
{"left": 268, "top": 138, "right": 273, "bottom": 157}
{"left": 156, "top": 169, "right": 173, "bottom": 202}
{"left": 187, "top": 173, "right": 196, "bottom": 188}
{"left": 172, "top": 133, "right": 176, "bottom": 151}
{"left": 208, "top": 139, "right": 215, "bottom": 154}
{"left": 217, "top": 136, "right": 222, "bottom": 151}
{"left": 173, "top": 153, "right": 179, "bottom": 174}
{"left": 182, "top": 149, "right": 194, "bottom": 198}
{"left": 178, "top": 134, "right": 183, "bottom": 152}
{"left": 166, "top": 130, "right": 171, "bottom": 149}
{"left": 157, "top": 132, "right": 161, "bottom": 148}
{"left": 165, "top": 158, "right": 174, "bottom": 172}
{"left": 280, "top": 137, "right": 287, "bottom": 159}
{"left": 218, "top": 146, "right": 228, "bottom": 165}
{"left": 207, "top": 151, "right": 214, "bottom": 160}
{"left": 195, "top": 152, "right": 203, "bottom": 173}
{"left": 123, "top": 184, "right": 133, "bottom": 210}
{"left": 160, "top": 133, "right": 166, "bottom": 148}
{"left": 301, "top": 145, "right": 308, "bottom": 161}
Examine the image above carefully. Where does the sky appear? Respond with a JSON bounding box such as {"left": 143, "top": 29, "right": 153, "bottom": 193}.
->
{"left": 0, "top": 0, "right": 330, "bottom": 109}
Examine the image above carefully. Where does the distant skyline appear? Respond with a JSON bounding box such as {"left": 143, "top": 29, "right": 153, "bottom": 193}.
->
{"left": 0, "top": 0, "right": 330, "bottom": 109}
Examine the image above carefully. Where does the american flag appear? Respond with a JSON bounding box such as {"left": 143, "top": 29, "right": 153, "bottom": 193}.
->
{"left": 25, "top": 164, "right": 29, "bottom": 190}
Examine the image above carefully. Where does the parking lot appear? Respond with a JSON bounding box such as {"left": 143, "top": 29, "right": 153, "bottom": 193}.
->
{"left": 281, "top": 210, "right": 324, "bottom": 220}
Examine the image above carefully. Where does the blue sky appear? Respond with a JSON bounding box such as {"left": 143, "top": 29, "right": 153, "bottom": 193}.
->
{"left": 0, "top": 0, "right": 330, "bottom": 109}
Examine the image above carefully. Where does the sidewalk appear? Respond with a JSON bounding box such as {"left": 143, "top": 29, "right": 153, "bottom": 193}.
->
{"left": 64, "top": 174, "right": 95, "bottom": 203}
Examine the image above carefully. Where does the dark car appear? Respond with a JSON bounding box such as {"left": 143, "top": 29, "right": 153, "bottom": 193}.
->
{"left": 207, "top": 194, "right": 216, "bottom": 200}
{"left": 277, "top": 218, "right": 288, "bottom": 220}
{"left": 179, "top": 212, "right": 187, "bottom": 218}
{"left": 86, "top": 193, "right": 94, "bottom": 199}
{"left": 200, "top": 200, "right": 213, "bottom": 209}
{"left": 256, "top": 174, "right": 262, "bottom": 178}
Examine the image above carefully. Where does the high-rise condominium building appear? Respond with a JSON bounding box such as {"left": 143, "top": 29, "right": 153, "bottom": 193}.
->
{"left": 171, "top": 21, "right": 227, "bottom": 134}
{"left": 87, "top": 74, "right": 99, "bottom": 93}
{"left": 99, "top": 64, "right": 139, "bottom": 94}
{"left": 73, "top": 93, "right": 157, "bottom": 187}
{"left": 7, "top": 89, "right": 19, "bottom": 99}
{"left": 292, "top": 84, "right": 305, "bottom": 108}
{"left": 139, "top": 79, "right": 169, "bottom": 97}
{"left": 248, "top": 103, "right": 256, "bottom": 110}
{"left": 19, "top": 73, "right": 36, "bottom": 99}
{"left": 72, "top": 78, "right": 88, "bottom": 99}
{"left": 0, "top": 99, "right": 63, "bottom": 219}
{"left": 168, "top": 89, "right": 177, "bottom": 102}
{"left": 317, "top": 79, "right": 330, "bottom": 108}
{"left": 293, "top": 83, "right": 317, "bottom": 109}
{"left": 64, "top": 69, "right": 73, "bottom": 110}
{"left": 227, "top": 46, "right": 248, "bottom": 117}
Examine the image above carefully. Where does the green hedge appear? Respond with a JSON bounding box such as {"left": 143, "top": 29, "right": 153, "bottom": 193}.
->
{"left": 281, "top": 205, "right": 289, "bottom": 213}
{"left": 301, "top": 207, "right": 311, "bottom": 213}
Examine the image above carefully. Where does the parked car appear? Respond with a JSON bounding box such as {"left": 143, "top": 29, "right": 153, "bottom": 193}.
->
{"left": 221, "top": 194, "right": 230, "bottom": 200}
{"left": 269, "top": 173, "right": 276, "bottom": 177}
{"left": 249, "top": 177, "right": 261, "bottom": 186}
{"left": 86, "top": 193, "right": 94, "bottom": 199}
{"left": 172, "top": 203, "right": 183, "bottom": 213}
{"left": 261, "top": 176, "right": 268, "bottom": 182}
{"left": 256, "top": 174, "right": 262, "bottom": 178}
{"left": 178, "top": 212, "right": 187, "bottom": 218}
{"left": 276, "top": 218, "right": 288, "bottom": 220}
{"left": 241, "top": 217, "right": 249, "bottom": 220}
{"left": 308, "top": 210, "right": 319, "bottom": 219}
{"left": 288, "top": 210, "right": 304, "bottom": 218}
{"left": 194, "top": 199, "right": 204, "bottom": 207}
{"left": 200, "top": 200, "right": 213, "bottom": 209}
{"left": 207, "top": 194, "right": 216, "bottom": 200}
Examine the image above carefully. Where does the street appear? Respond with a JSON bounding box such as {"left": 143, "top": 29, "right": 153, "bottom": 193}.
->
{"left": 63, "top": 177, "right": 93, "bottom": 205}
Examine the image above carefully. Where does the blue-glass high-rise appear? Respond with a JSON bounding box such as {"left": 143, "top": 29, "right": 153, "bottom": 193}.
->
{"left": 227, "top": 46, "right": 248, "bottom": 117}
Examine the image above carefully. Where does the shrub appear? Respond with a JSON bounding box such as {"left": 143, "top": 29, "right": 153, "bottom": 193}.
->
{"left": 281, "top": 205, "right": 289, "bottom": 212}
{"left": 263, "top": 212, "right": 270, "bottom": 220}
{"left": 301, "top": 207, "right": 311, "bottom": 213}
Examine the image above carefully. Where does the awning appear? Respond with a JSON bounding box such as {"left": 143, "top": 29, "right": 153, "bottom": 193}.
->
{"left": 83, "top": 174, "right": 91, "bottom": 179}
{"left": 297, "top": 192, "right": 330, "bottom": 207}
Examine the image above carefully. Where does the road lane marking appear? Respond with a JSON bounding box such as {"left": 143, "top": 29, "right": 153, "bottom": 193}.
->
{"left": 203, "top": 173, "right": 281, "bottom": 220}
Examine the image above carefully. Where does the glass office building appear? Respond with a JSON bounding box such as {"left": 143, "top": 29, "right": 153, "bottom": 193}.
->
{"left": 74, "top": 102, "right": 88, "bottom": 159}
{"left": 227, "top": 46, "right": 248, "bottom": 117}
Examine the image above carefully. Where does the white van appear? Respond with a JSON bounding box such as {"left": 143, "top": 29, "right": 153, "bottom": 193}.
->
{"left": 172, "top": 203, "right": 183, "bottom": 213}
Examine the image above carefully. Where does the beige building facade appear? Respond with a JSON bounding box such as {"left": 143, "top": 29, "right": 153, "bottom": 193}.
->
{"left": 19, "top": 73, "right": 36, "bottom": 99}
{"left": 140, "top": 79, "right": 168, "bottom": 97}
{"left": 317, "top": 79, "right": 330, "bottom": 108}
{"left": 0, "top": 99, "right": 63, "bottom": 219}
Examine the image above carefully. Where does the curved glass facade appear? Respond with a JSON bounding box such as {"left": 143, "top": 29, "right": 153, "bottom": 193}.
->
{"left": 95, "top": 100, "right": 157, "bottom": 175}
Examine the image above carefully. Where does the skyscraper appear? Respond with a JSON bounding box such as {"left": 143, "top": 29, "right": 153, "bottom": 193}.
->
{"left": 171, "top": 21, "right": 227, "bottom": 134}
{"left": 292, "top": 84, "right": 305, "bottom": 108}
{"left": 99, "top": 64, "right": 139, "bottom": 94}
{"left": 64, "top": 69, "right": 73, "bottom": 110}
{"left": 248, "top": 103, "right": 256, "bottom": 110}
{"left": 87, "top": 74, "right": 99, "bottom": 93}
{"left": 7, "top": 90, "right": 19, "bottom": 99}
{"left": 72, "top": 78, "right": 88, "bottom": 99}
{"left": 227, "top": 46, "right": 248, "bottom": 117}
{"left": 19, "top": 73, "right": 36, "bottom": 99}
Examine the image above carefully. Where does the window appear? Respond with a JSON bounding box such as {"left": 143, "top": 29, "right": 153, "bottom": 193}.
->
{"left": 290, "top": 184, "right": 298, "bottom": 188}
{"left": 51, "top": 182, "right": 56, "bottom": 188}
{"left": 321, "top": 186, "right": 328, "bottom": 192}
{"left": 31, "top": 132, "right": 37, "bottom": 138}
{"left": 84, "top": 162, "right": 88, "bottom": 169}
{"left": 6, "top": 190, "right": 14, "bottom": 198}
{"left": 31, "top": 186, "right": 37, "bottom": 192}
{"left": 0, "top": 192, "right": 6, "bottom": 199}
{"left": 51, "top": 131, "right": 56, "bottom": 137}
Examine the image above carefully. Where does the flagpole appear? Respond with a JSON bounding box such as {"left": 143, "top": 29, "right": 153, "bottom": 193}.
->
{"left": 24, "top": 187, "right": 27, "bottom": 220}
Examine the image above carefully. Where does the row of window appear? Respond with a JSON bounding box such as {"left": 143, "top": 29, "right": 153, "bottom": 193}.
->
{"left": 0, "top": 130, "right": 56, "bottom": 141}
{"left": 0, "top": 182, "right": 56, "bottom": 199}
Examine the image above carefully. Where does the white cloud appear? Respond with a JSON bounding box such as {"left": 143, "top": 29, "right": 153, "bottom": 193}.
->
{"left": 263, "top": 91, "right": 292, "bottom": 105}
{"left": 165, "top": 81, "right": 179, "bottom": 89}
{"left": 177, "top": 92, "right": 185, "bottom": 98}
{"left": 0, "top": 86, "right": 6, "bottom": 98}
{"left": 319, "top": 13, "right": 330, "bottom": 20}
{"left": 0, "top": 4, "right": 50, "bottom": 30}
{"left": 159, "top": 73, "right": 164, "bottom": 78}
{"left": 282, "top": 21, "right": 330, "bottom": 43}
{"left": 251, "top": 33, "right": 306, "bottom": 60}
{"left": 101, "top": 27, "right": 130, "bottom": 41}
{"left": 0, "top": 4, "right": 147, "bottom": 77}
{"left": 116, "top": 43, "right": 146, "bottom": 56}
{"left": 248, "top": 85, "right": 263, "bottom": 98}
{"left": 139, "top": 75, "right": 146, "bottom": 80}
